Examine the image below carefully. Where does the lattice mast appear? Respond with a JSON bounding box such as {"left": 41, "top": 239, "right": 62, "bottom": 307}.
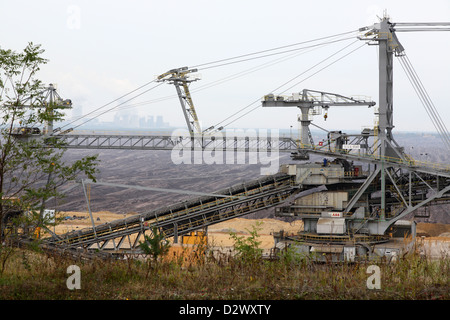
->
{"left": 157, "top": 67, "right": 202, "bottom": 135}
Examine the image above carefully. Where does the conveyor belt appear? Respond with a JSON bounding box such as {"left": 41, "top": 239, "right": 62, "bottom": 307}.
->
{"left": 45, "top": 173, "right": 297, "bottom": 251}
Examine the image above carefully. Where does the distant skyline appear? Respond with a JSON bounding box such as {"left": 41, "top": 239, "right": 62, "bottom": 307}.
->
{"left": 66, "top": 108, "right": 171, "bottom": 130}
{"left": 1, "top": 1, "right": 449, "bottom": 134}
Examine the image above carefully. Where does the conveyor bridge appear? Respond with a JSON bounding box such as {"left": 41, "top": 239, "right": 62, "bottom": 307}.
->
{"left": 44, "top": 173, "right": 298, "bottom": 252}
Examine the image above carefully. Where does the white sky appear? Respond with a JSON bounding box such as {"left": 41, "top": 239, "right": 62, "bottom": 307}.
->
{"left": 1, "top": 0, "right": 449, "bottom": 133}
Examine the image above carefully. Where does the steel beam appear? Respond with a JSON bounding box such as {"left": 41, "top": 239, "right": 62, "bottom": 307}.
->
{"left": 51, "top": 132, "right": 450, "bottom": 180}
{"left": 45, "top": 173, "right": 295, "bottom": 250}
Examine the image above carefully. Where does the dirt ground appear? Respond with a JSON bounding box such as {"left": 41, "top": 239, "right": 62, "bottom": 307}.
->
{"left": 207, "top": 218, "right": 303, "bottom": 249}
{"left": 51, "top": 211, "right": 450, "bottom": 253}
{"left": 416, "top": 222, "right": 450, "bottom": 237}
{"left": 52, "top": 211, "right": 136, "bottom": 235}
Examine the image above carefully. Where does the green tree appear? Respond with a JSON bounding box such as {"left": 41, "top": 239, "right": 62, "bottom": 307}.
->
{"left": 0, "top": 42, "right": 99, "bottom": 245}
{"left": 138, "top": 227, "right": 171, "bottom": 278}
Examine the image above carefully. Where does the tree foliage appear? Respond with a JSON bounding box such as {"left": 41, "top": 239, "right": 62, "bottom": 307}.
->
{"left": 138, "top": 227, "right": 171, "bottom": 278}
{"left": 138, "top": 227, "right": 171, "bottom": 262}
{"left": 0, "top": 42, "right": 99, "bottom": 243}
{"left": 229, "top": 221, "right": 263, "bottom": 263}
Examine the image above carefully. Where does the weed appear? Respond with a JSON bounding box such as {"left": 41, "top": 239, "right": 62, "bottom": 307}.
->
{"left": 228, "top": 221, "right": 263, "bottom": 264}
{"left": 138, "top": 226, "right": 171, "bottom": 278}
{"left": 0, "top": 238, "right": 448, "bottom": 300}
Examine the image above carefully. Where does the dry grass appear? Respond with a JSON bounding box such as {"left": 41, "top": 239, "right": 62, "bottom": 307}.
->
{"left": 0, "top": 237, "right": 449, "bottom": 300}
{"left": 1, "top": 212, "right": 448, "bottom": 300}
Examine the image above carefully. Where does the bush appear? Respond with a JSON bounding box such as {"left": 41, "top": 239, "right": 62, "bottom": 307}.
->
{"left": 138, "top": 227, "right": 171, "bottom": 278}
{"left": 228, "top": 221, "right": 263, "bottom": 263}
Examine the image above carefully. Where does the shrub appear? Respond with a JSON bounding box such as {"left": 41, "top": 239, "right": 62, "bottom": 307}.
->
{"left": 229, "top": 221, "right": 263, "bottom": 264}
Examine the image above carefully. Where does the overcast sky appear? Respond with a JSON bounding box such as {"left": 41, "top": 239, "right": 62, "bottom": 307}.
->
{"left": 1, "top": 0, "right": 449, "bottom": 134}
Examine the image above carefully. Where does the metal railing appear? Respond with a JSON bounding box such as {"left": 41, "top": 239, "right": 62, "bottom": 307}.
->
{"left": 290, "top": 232, "right": 390, "bottom": 245}
{"left": 297, "top": 143, "right": 450, "bottom": 172}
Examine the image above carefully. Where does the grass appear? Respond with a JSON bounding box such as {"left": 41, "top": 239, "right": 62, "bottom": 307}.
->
{"left": 0, "top": 240, "right": 448, "bottom": 300}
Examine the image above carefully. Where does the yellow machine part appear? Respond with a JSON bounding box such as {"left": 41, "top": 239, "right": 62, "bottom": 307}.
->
{"left": 181, "top": 231, "right": 207, "bottom": 245}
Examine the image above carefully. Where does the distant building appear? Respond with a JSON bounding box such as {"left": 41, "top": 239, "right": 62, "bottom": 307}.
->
{"left": 156, "top": 115, "right": 163, "bottom": 128}
{"left": 72, "top": 111, "right": 171, "bottom": 130}
{"left": 113, "top": 110, "right": 141, "bottom": 127}
{"left": 138, "top": 115, "right": 169, "bottom": 128}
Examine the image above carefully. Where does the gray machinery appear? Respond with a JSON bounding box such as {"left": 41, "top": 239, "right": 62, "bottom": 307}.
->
{"left": 156, "top": 67, "right": 202, "bottom": 136}
{"left": 262, "top": 89, "right": 376, "bottom": 160}
{"left": 263, "top": 17, "right": 450, "bottom": 262}
{"left": 10, "top": 83, "right": 73, "bottom": 137}
{"left": 10, "top": 16, "right": 450, "bottom": 262}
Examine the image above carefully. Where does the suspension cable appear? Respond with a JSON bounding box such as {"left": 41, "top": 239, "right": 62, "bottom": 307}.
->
{"left": 192, "top": 29, "right": 359, "bottom": 69}
{"left": 277, "top": 41, "right": 362, "bottom": 94}
{"left": 68, "top": 82, "right": 164, "bottom": 131}
{"left": 100, "top": 38, "right": 340, "bottom": 114}
{"left": 213, "top": 40, "right": 365, "bottom": 130}
{"left": 76, "top": 34, "right": 358, "bottom": 120}
{"left": 62, "top": 30, "right": 361, "bottom": 131}
{"left": 59, "top": 79, "right": 159, "bottom": 130}
{"left": 196, "top": 36, "right": 358, "bottom": 71}
{"left": 403, "top": 55, "right": 450, "bottom": 141}
{"left": 398, "top": 54, "right": 450, "bottom": 150}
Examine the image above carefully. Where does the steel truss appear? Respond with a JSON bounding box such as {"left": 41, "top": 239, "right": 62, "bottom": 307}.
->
{"left": 21, "top": 16, "right": 450, "bottom": 257}
{"left": 51, "top": 132, "right": 298, "bottom": 152}
{"left": 45, "top": 173, "right": 298, "bottom": 252}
